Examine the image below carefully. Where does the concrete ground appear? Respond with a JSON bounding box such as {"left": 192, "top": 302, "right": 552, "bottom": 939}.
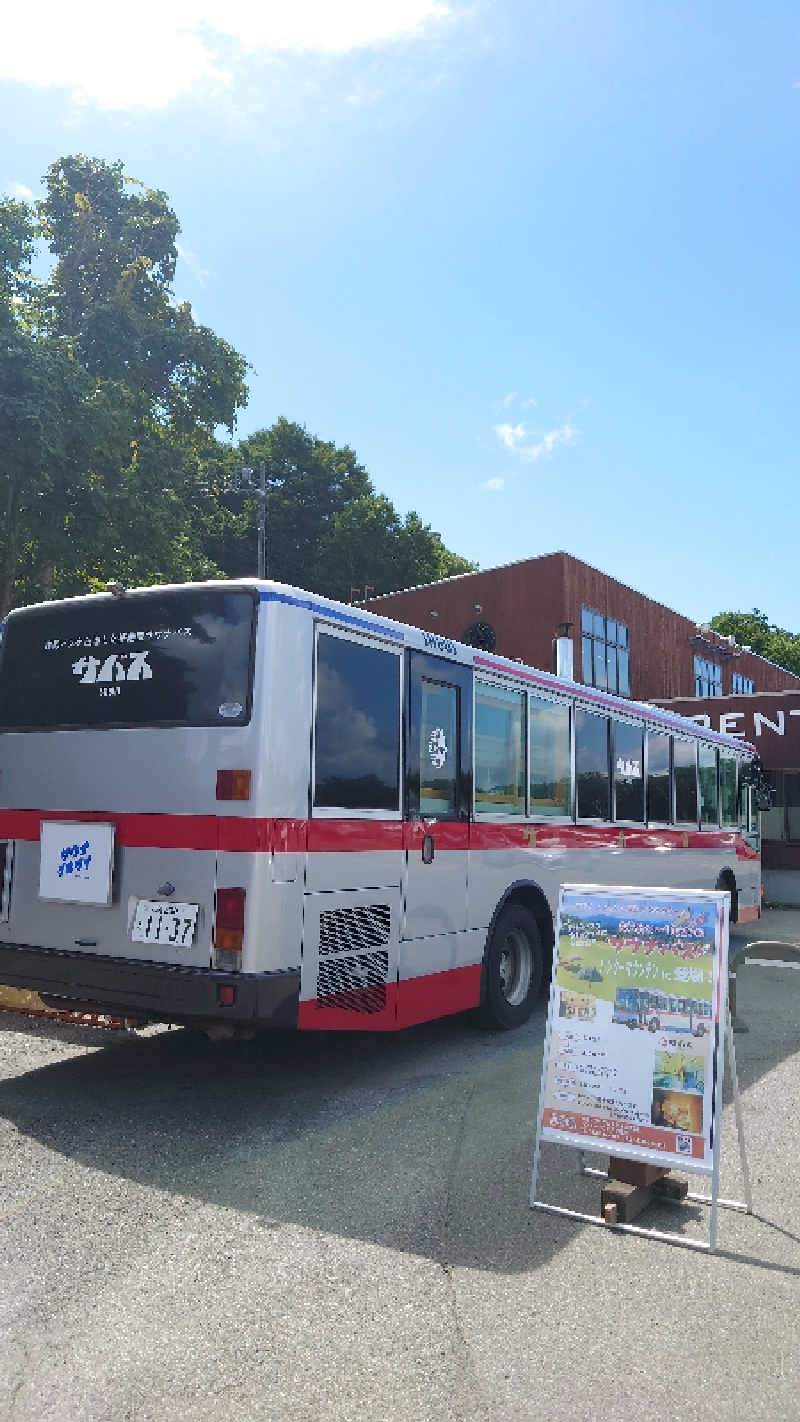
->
{"left": 1, "top": 909, "right": 799, "bottom": 1421}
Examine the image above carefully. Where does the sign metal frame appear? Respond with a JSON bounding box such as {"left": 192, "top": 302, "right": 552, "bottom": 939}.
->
{"left": 529, "top": 883, "right": 752, "bottom": 1252}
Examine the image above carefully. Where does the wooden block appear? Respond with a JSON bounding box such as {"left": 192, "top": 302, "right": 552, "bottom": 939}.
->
{"left": 601, "top": 1178, "right": 656, "bottom": 1225}
{"left": 608, "top": 1157, "right": 669, "bottom": 1188}
{"left": 652, "top": 1175, "right": 689, "bottom": 1202}
{"left": 603, "top": 1202, "right": 618, "bottom": 1226}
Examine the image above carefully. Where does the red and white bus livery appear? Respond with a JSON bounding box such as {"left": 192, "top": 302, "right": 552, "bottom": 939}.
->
{"left": 0, "top": 579, "right": 761, "bottom": 1033}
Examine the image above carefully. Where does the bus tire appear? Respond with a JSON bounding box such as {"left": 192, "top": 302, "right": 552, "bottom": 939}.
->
{"left": 478, "top": 903, "right": 543, "bottom": 1030}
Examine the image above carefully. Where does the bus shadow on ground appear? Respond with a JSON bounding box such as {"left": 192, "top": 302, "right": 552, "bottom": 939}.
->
{"left": 0, "top": 948, "right": 798, "bottom": 1276}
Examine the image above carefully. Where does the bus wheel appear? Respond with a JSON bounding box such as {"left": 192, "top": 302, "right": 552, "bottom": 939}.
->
{"left": 478, "top": 903, "right": 543, "bottom": 1030}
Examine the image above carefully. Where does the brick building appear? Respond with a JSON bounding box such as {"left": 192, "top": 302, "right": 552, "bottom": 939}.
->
{"left": 365, "top": 551, "right": 800, "bottom": 903}
{"left": 365, "top": 551, "right": 800, "bottom": 703}
{"left": 657, "top": 691, "right": 800, "bottom": 905}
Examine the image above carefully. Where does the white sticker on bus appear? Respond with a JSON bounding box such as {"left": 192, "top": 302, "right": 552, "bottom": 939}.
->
{"left": 428, "top": 728, "right": 448, "bottom": 768}
{"left": 72, "top": 651, "right": 153, "bottom": 684}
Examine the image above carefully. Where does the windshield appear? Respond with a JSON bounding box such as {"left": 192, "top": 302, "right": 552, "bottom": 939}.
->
{"left": 0, "top": 587, "right": 256, "bottom": 731}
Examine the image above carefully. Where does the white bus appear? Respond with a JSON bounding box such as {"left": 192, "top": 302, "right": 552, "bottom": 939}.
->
{"left": 0, "top": 579, "right": 761, "bottom": 1034}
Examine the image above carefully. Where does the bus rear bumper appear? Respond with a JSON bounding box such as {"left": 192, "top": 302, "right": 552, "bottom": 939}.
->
{"left": 0, "top": 943, "right": 300, "bottom": 1028}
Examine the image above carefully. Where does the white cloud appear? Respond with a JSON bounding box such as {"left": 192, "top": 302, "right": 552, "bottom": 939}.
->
{"left": 501, "top": 391, "right": 517, "bottom": 408}
{"left": 481, "top": 476, "right": 505, "bottom": 491}
{"left": 493, "top": 421, "right": 527, "bottom": 450}
{"left": 2, "top": 1, "right": 450, "bottom": 110}
{"left": 8, "top": 182, "right": 34, "bottom": 200}
{"left": 176, "top": 242, "right": 210, "bottom": 288}
{"left": 519, "top": 421, "right": 575, "bottom": 461}
{"left": 493, "top": 415, "right": 576, "bottom": 464}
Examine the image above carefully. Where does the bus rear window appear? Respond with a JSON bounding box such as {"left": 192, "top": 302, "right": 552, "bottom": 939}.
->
{"left": 0, "top": 587, "right": 255, "bottom": 730}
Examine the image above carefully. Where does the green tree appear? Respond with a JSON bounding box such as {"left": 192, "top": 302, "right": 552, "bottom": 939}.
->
{"left": 0, "top": 156, "right": 249, "bottom": 616}
{"left": 206, "top": 418, "right": 475, "bottom": 597}
{"left": 711, "top": 609, "right": 800, "bottom": 677}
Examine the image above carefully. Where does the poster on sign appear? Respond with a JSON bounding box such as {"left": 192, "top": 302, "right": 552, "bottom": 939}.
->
{"left": 538, "top": 884, "right": 729, "bottom": 1174}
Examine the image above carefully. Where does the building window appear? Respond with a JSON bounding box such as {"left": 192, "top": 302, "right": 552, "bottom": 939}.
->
{"left": 732, "top": 673, "right": 754, "bottom": 695}
{"left": 580, "top": 608, "right": 630, "bottom": 696}
{"left": 694, "top": 656, "right": 722, "bottom": 698}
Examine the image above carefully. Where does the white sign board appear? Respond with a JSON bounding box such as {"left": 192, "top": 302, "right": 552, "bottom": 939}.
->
{"left": 538, "top": 884, "right": 729, "bottom": 1173}
{"left": 39, "top": 821, "right": 115, "bottom": 906}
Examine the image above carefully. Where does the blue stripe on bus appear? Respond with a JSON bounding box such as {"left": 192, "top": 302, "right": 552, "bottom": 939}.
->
{"left": 259, "top": 590, "right": 404, "bottom": 641}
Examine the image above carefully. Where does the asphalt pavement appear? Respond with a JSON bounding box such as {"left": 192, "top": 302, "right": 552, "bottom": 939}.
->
{"left": 1, "top": 909, "right": 800, "bottom": 1421}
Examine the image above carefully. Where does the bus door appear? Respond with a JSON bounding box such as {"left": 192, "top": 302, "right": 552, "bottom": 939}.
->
{"left": 404, "top": 652, "right": 472, "bottom": 940}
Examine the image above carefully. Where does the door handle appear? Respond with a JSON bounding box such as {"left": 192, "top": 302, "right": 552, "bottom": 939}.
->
{"left": 421, "top": 833, "right": 434, "bottom": 865}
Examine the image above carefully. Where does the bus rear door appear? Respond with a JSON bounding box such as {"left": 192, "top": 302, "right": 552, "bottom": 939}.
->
{"left": 404, "top": 651, "right": 472, "bottom": 940}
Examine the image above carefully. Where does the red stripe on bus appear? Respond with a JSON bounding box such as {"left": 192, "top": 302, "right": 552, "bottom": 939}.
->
{"left": 296, "top": 962, "right": 482, "bottom": 1032}
{"left": 737, "top": 904, "right": 760, "bottom": 922}
{"left": 404, "top": 821, "right": 469, "bottom": 851}
{"left": 0, "top": 810, "right": 292, "bottom": 854}
{"left": 468, "top": 821, "right": 754, "bottom": 858}
{"left": 306, "top": 819, "right": 403, "bottom": 852}
{"left": 0, "top": 810, "right": 758, "bottom": 861}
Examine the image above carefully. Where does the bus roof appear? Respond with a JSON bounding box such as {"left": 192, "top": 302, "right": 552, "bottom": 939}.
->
{"left": 3, "top": 577, "right": 757, "bottom": 756}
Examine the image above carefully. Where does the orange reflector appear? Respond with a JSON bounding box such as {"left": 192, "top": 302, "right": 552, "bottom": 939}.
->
{"left": 215, "top": 888, "right": 245, "bottom": 956}
{"left": 217, "top": 984, "right": 236, "bottom": 1007}
{"left": 216, "top": 769, "right": 252, "bottom": 801}
{"left": 216, "top": 928, "right": 244, "bottom": 953}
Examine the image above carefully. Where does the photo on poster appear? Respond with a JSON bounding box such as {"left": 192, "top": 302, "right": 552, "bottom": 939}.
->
{"left": 558, "top": 990, "right": 596, "bottom": 1022}
{"left": 651, "top": 1087, "right": 703, "bottom": 1134}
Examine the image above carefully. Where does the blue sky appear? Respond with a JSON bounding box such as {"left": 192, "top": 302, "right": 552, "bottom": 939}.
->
{"left": 3, "top": 1, "right": 799, "bottom": 626}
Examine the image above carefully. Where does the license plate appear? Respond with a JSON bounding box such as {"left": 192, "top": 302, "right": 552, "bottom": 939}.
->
{"left": 130, "top": 900, "right": 199, "bottom": 947}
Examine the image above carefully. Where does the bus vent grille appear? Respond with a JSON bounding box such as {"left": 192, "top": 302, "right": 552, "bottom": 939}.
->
{"left": 316, "top": 950, "right": 389, "bottom": 1014}
{"left": 318, "top": 903, "right": 391, "bottom": 957}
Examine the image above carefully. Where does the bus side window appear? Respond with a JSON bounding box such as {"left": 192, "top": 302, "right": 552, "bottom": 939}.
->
{"left": 313, "top": 632, "right": 401, "bottom": 813}
{"left": 646, "top": 732, "right": 671, "bottom": 824}
{"left": 698, "top": 746, "right": 719, "bottom": 825}
{"left": 674, "top": 738, "right": 699, "bottom": 826}
{"left": 719, "top": 754, "right": 738, "bottom": 826}
{"left": 474, "top": 683, "right": 526, "bottom": 817}
{"left": 530, "top": 696, "right": 571, "bottom": 819}
{"left": 613, "top": 720, "right": 644, "bottom": 823}
{"left": 575, "top": 709, "right": 610, "bottom": 820}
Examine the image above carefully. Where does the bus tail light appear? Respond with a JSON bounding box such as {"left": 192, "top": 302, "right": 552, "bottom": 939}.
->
{"left": 214, "top": 887, "right": 245, "bottom": 969}
{"left": 216, "top": 769, "right": 252, "bottom": 801}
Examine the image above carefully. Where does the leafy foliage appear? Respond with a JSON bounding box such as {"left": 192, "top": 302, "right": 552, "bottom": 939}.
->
{"left": 0, "top": 157, "right": 472, "bottom": 616}
{"left": 710, "top": 609, "right": 800, "bottom": 677}
{"left": 0, "top": 156, "right": 249, "bottom": 616}
{"left": 208, "top": 418, "right": 475, "bottom": 598}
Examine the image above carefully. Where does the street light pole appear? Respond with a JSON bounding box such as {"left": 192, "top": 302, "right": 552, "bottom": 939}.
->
{"left": 234, "top": 461, "right": 268, "bottom": 579}
{"left": 256, "top": 460, "right": 267, "bottom": 580}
